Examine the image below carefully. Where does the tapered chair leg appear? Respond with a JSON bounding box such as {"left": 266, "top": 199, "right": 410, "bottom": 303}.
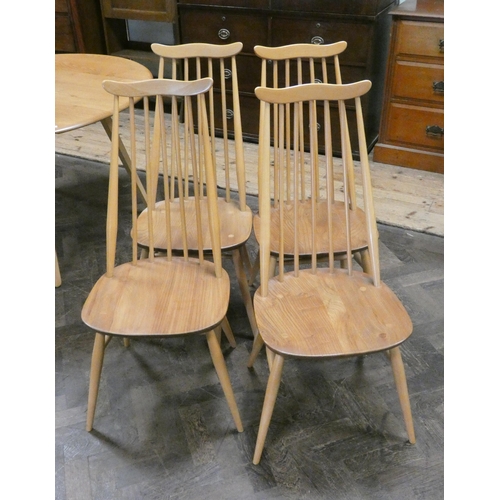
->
{"left": 253, "top": 352, "right": 285, "bottom": 465}
{"left": 86, "top": 333, "right": 106, "bottom": 432}
{"left": 248, "top": 249, "right": 261, "bottom": 287}
{"left": 389, "top": 346, "right": 416, "bottom": 444}
{"left": 354, "top": 248, "right": 372, "bottom": 275}
{"left": 221, "top": 317, "right": 236, "bottom": 347}
{"left": 55, "top": 250, "right": 62, "bottom": 287}
{"left": 247, "top": 332, "right": 265, "bottom": 368}
{"left": 233, "top": 248, "right": 259, "bottom": 338}
{"left": 206, "top": 329, "right": 244, "bottom": 432}
{"left": 239, "top": 243, "right": 253, "bottom": 280}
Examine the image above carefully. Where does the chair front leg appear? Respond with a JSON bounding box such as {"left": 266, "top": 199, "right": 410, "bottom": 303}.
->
{"left": 206, "top": 329, "right": 244, "bottom": 433}
{"left": 86, "top": 332, "right": 106, "bottom": 432}
{"left": 388, "top": 346, "right": 416, "bottom": 444}
{"left": 253, "top": 352, "right": 284, "bottom": 465}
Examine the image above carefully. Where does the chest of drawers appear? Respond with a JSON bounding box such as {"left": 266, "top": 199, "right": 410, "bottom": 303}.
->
{"left": 178, "top": 0, "right": 397, "bottom": 157}
{"left": 373, "top": 0, "right": 444, "bottom": 173}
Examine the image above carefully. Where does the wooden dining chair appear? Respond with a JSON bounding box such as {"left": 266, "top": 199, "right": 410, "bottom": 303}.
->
{"left": 133, "top": 42, "right": 257, "bottom": 341}
{"left": 250, "top": 81, "right": 415, "bottom": 465}
{"left": 82, "top": 77, "right": 243, "bottom": 435}
{"left": 249, "top": 42, "right": 371, "bottom": 284}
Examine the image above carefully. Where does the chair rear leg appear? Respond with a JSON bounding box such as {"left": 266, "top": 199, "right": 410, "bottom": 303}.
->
{"left": 389, "top": 346, "right": 416, "bottom": 444}
{"left": 233, "top": 248, "right": 259, "bottom": 338}
{"left": 248, "top": 249, "right": 261, "bottom": 287}
{"left": 354, "top": 248, "right": 372, "bottom": 275}
{"left": 221, "top": 317, "right": 236, "bottom": 347}
{"left": 206, "top": 329, "right": 244, "bottom": 433}
{"left": 247, "top": 332, "right": 265, "bottom": 368}
{"left": 86, "top": 333, "right": 106, "bottom": 432}
{"left": 253, "top": 352, "right": 285, "bottom": 465}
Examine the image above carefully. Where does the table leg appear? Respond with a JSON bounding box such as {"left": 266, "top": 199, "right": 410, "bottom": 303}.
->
{"left": 100, "top": 117, "right": 148, "bottom": 204}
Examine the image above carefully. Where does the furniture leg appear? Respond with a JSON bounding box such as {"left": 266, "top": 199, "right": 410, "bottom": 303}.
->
{"left": 55, "top": 250, "right": 62, "bottom": 287}
{"left": 100, "top": 117, "right": 148, "bottom": 204}
{"left": 389, "top": 346, "right": 416, "bottom": 444}
{"left": 86, "top": 333, "right": 106, "bottom": 432}
{"left": 247, "top": 332, "right": 265, "bottom": 368}
{"left": 239, "top": 243, "right": 253, "bottom": 279}
{"left": 248, "top": 249, "right": 260, "bottom": 287}
{"left": 253, "top": 353, "right": 284, "bottom": 465}
{"left": 354, "top": 248, "right": 372, "bottom": 275}
{"left": 206, "top": 329, "right": 244, "bottom": 432}
{"left": 221, "top": 317, "right": 236, "bottom": 347}
{"left": 233, "top": 248, "right": 259, "bottom": 338}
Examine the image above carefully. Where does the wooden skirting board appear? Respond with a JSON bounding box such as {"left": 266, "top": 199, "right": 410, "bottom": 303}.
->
{"left": 55, "top": 112, "right": 443, "bottom": 236}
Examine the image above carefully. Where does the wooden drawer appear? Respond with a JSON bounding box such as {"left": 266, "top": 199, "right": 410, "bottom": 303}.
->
{"left": 271, "top": 17, "right": 372, "bottom": 66}
{"left": 179, "top": 10, "right": 268, "bottom": 53}
{"left": 392, "top": 60, "right": 444, "bottom": 103}
{"left": 178, "top": 0, "right": 268, "bottom": 7}
{"left": 271, "top": 0, "right": 394, "bottom": 16}
{"left": 385, "top": 103, "right": 443, "bottom": 151}
{"left": 260, "top": 59, "right": 366, "bottom": 88}
{"left": 395, "top": 21, "right": 444, "bottom": 58}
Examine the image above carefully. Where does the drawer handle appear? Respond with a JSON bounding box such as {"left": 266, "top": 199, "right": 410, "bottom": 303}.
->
{"left": 311, "top": 36, "right": 324, "bottom": 45}
{"left": 439, "top": 39, "right": 444, "bottom": 52}
{"left": 224, "top": 68, "right": 232, "bottom": 79}
{"left": 226, "top": 109, "right": 234, "bottom": 120}
{"left": 218, "top": 28, "right": 230, "bottom": 40}
{"left": 314, "top": 78, "right": 323, "bottom": 84}
{"left": 426, "top": 125, "right": 444, "bottom": 138}
{"left": 432, "top": 81, "right": 444, "bottom": 94}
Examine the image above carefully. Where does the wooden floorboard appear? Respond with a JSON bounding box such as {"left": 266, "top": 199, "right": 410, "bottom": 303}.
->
{"left": 55, "top": 153, "right": 444, "bottom": 500}
{"left": 54, "top": 112, "right": 444, "bottom": 236}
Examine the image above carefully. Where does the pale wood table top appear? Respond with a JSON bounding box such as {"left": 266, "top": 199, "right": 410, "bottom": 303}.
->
{"left": 55, "top": 53, "right": 153, "bottom": 134}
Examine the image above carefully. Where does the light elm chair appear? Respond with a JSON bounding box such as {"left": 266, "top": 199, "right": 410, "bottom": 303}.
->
{"left": 133, "top": 42, "right": 257, "bottom": 342}
{"left": 250, "top": 80, "right": 415, "bottom": 465}
{"left": 82, "top": 77, "right": 243, "bottom": 435}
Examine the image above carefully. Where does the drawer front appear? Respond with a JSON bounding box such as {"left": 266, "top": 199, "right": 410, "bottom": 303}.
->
{"left": 271, "top": 17, "right": 372, "bottom": 66}
{"left": 178, "top": 0, "right": 268, "bottom": 7}
{"left": 392, "top": 60, "right": 444, "bottom": 103}
{"left": 396, "top": 20, "right": 444, "bottom": 59}
{"left": 271, "top": 0, "right": 394, "bottom": 16}
{"left": 181, "top": 54, "right": 261, "bottom": 95}
{"left": 179, "top": 10, "right": 268, "bottom": 53}
{"left": 385, "top": 103, "right": 444, "bottom": 151}
{"left": 260, "top": 59, "right": 366, "bottom": 88}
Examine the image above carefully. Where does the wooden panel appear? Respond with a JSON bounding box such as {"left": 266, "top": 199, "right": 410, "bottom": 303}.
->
{"left": 55, "top": 15, "right": 76, "bottom": 53}
{"left": 178, "top": 0, "right": 268, "bottom": 7}
{"left": 179, "top": 10, "right": 268, "bottom": 52}
{"left": 385, "top": 103, "right": 443, "bottom": 151}
{"left": 101, "top": 0, "right": 176, "bottom": 21}
{"left": 392, "top": 60, "right": 443, "bottom": 103}
{"left": 271, "top": 17, "right": 372, "bottom": 65}
{"left": 55, "top": 0, "right": 69, "bottom": 13}
{"left": 271, "top": 0, "right": 394, "bottom": 16}
{"left": 395, "top": 21, "right": 444, "bottom": 58}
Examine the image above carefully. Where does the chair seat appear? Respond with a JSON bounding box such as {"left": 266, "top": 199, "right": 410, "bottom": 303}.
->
{"left": 137, "top": 198, "right": 253, "bottom": 251}
{"left": 253, "top": 200, "right": 368, "bottom": 255}
{"left": 254, "top": 268, "right": 412, "bottom": 358}
{"left": 82, "top": 257, "right": 230, "bottom": 336}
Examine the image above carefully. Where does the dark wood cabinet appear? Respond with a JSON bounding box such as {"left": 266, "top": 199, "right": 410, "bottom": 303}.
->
{"left": 55, "top": 0, "right": 106, "bottom": 54}
{"left": 99, "top": 0, "right": 178, "bottom": 76}
{"left": 177, "top": 0, "right": 397, "bottom": 156}
{"left": 373, "top": 0, "right": 444, "bottom": 173}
